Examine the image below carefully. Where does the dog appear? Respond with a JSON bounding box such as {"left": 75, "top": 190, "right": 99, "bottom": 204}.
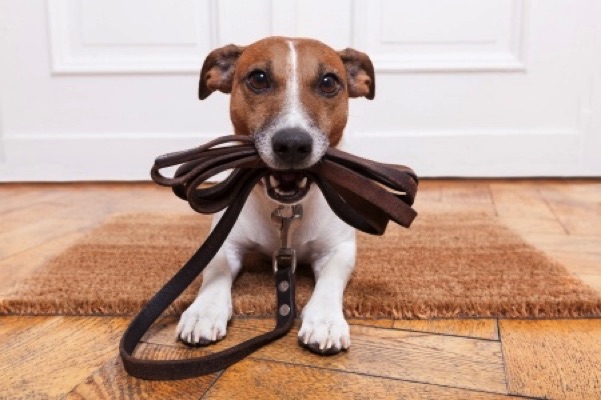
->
{"left": 176, "top": 36, "right": 375, "bottom": 354}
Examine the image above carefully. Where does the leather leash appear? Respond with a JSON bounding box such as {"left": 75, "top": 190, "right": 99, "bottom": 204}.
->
{"left": 120, "top": 135, "right": 418, "bottom": 380}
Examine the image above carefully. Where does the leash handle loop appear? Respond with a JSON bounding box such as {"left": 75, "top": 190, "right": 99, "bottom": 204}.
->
{"left": 119, "top": 135, "right": 418, "bottom": 380}
{"left": 120, "top": 171, "right": 300, "bottom": 380}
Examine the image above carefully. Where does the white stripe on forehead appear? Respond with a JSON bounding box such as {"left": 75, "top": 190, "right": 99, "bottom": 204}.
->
{"left": 287, "top": 40, "right": 299, "bottom": 106}
{"left": 284, "top": 40, "right": 307, "bottom": 127}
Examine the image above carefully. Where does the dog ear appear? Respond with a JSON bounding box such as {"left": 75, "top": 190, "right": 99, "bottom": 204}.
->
{"left": 198, "top": 44, "right": 245, "bottom": 100}
{"left": 338, "top": 48, "right": 375, "bottom": 100}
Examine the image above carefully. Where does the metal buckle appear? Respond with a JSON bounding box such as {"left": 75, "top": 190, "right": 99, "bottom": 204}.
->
{"left": 273, "top": 248, "right": 297, "bottom": 274}
{"left": 271, "top": 205, "right": 303, "bottom": 273}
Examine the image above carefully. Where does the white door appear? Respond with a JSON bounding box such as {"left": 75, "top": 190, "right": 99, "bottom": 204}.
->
{"left": 0, "top": 0, "right": 599, "bottom": 180}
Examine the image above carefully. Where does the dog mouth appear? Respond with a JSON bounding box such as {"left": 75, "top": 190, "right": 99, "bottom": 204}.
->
{"left": 264, "top": 171, "right": 312, "bottom": 204}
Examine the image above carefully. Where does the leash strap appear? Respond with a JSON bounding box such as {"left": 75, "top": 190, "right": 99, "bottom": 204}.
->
{"left": 120, "top": 135, "right": 418, "bottom": 380}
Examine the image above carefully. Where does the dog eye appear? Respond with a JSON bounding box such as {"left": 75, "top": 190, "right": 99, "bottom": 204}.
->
{"left": 247, "top": 70, "right": 270, "bottom": 92}
{"left": 319, "top": 74, "right": 339, "bottom": 96}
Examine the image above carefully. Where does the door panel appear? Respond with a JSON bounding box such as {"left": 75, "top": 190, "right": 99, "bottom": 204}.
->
{"left": 0, "top": 0, "right": 599, "bottom": 180}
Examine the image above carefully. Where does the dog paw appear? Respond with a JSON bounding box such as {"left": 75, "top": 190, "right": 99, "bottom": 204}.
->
{"left": 298, "top": 303, "right": 350, "bottom": 355}
{"left": 176, "top": 296, "right": 232, "bottom": 346}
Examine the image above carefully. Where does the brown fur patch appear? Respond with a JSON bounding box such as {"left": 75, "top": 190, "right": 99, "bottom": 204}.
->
{"left": 338, "top": 48, "right": 375, "bottom": 99}
{"left": 295, "top": 40, "right": 349, "bottom": 147}
{"left": 229, "top": 38, "right": 289, "bottom": 136}
{"left": 198, "top": 44, "right": 245, "bottom": 100}
{"left": 199, "top": 37, "right": 375, "bottom": 146}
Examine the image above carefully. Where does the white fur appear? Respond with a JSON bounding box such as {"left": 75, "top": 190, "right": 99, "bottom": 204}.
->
{"left": 177, "top": 40, "right": 357, "bottom": 353}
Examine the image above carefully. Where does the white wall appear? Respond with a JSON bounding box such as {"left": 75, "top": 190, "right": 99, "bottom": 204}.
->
{"left": 0, "top": 0, "right": 599, "bottom": 181}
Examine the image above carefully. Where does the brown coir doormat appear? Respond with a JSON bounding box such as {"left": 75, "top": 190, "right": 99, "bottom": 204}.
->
{"left": 1, "top": 213, "right": 601, "bottom": 318}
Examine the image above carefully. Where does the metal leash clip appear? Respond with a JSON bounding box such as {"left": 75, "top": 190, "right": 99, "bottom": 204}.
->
{"left": 271, "top": 204, "right": 303, "bottom": 273}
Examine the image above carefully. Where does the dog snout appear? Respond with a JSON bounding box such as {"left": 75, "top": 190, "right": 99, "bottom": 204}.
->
{"left": 271, "top": 128, "right": 313, "bottom": 166}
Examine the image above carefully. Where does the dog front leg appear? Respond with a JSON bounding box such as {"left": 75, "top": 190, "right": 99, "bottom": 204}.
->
{"left": 298, "top": 239, "right": 356, "bottom": 354}
{"left": 176, "top": 246, "right": 242, "bottom": 345}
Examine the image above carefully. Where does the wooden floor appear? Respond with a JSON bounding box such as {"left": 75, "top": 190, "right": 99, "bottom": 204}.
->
{"left": 1, "top": 180, "right": 600, "bottom": 399}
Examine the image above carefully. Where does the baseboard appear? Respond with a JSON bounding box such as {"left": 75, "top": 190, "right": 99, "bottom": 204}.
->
{"left": 344, "top": 130, "right": 591, "bottom": 177}
{"left": 0, "top": 133, "right": 215, "bottom": 181}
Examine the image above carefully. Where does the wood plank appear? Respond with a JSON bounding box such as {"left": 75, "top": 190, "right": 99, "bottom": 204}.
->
{"left": 419, "top": 201, "right": 497, "bottom": 215}
{"left": 40, "top": 184, "right": 182, "bottom": 215}
{"left": 0, "top": 199, "right": 111, "bottom": 261}
{"left": 555, "top": 182, "right": 601, "bottom": 200}
{"left": 143, "top": 317, "right": 508, "bottom": 393}
{"left": 1, "top": 202, "right": 70, "bottom": 231}
{"left": 0, "top": 231, "right": 85, "bottom": 294}
{"left": 489, "top": 184, "right": 557, "bottom": 220}
{"left": 539, "top": 184, "right": 601, "bottom": 236}
{"left": 520, "top": 233, "right": 601, "bottom": 255}
{"left": 577, "top": 275, "right": 601, "bottom": 294}
{"left": 66, "top": 344, "right": 220, "bottom": 399}
{"left": 496, "top": 216, "right": 566, "bottom": 235}
{"left": 0, "top": 187, "right": 65, "bottom": 214}
{"left": 546, "top": 251, "right": 601, "bottom": 277}
{"left": 442, "top": 184, "right": 494, "bottom": 205}
{"left": 0, "top": 183, "right": 181, "bottom": 222}
{"left": 546, "top": 251, "right": 601, "bottom": 293}
{"left": 500, "top": 319, "right": 601, "bottom": 400}
{"left": 413, "top": 183, "right": 443, "bottom": 203}
{"left": 0, "top": 185, "right": 183, "bottom": 258}
{"left": 0, "top": 314, "right": 43, "bottom": 338}
{"left": 420, "top": 183, "right": 497, "bottom": 215}
{"left": 348, "top": 318, "right": 394, "bottom": 328}
{"left": 0, "top": 215, "right": 95, "bottom": 260}
{"left": 0, "top": 316, "right": 129, "bottom": 399}
{"left": 100, "top": 187, "right": 185, "bottom": 214}
{"left": 392, "top": 319, "right": 499, "bottom": 340}
{"left": 206, "top": 358, "right": 513, "bottom": 399}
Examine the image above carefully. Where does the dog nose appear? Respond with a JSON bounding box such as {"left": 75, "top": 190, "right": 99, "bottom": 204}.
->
{"left": 271, "top": 128, "right": 313, "bottom": 165}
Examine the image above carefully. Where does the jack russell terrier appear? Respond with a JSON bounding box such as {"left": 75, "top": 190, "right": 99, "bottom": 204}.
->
{"left": 176, "top": 36, "right": 375, "bottom": 354}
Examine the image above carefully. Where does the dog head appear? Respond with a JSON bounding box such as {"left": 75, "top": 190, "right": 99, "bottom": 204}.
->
{"left": 199, "top": 36, "right": 375, "bottom": 203}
